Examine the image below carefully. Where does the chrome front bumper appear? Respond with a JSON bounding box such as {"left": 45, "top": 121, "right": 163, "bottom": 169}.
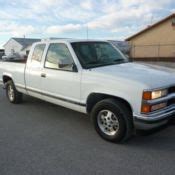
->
{"left": 134, "top": 106, "right": 175, "bottom": 130}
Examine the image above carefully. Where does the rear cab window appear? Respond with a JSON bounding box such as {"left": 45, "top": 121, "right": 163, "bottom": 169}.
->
{"left": 32, "top": 44, "right": 46, "bottom": 62}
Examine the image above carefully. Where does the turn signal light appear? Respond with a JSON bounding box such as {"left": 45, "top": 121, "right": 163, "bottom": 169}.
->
{"left": 141, "top": 104, "right": 151, "bottom": 113}
{"left": 142, "top": 91, "right": 152, "bottom": 100}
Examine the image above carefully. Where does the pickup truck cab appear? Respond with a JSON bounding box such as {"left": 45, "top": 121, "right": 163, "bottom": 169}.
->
{"left": 0, "top": 39, "right": 175, "bottom": 142}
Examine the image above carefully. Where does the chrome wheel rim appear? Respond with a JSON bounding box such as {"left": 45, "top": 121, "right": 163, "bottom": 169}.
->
{"left": 8, "top": 85, "right": 14, "bottom": 101}
{"left": 97, "top": 110, "right": 119, "bottom": 136}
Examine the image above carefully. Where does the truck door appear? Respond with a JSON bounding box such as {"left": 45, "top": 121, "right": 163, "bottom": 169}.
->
{"left": 25, "top": 43, "right": 46, "bottom": 99}
{"left": 40, "top": 43, "right": 82, "bottom": 111}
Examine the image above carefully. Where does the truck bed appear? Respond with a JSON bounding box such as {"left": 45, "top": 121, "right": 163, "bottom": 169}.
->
{"left": 0, "top": 61, "right": 26, "bottom": 90}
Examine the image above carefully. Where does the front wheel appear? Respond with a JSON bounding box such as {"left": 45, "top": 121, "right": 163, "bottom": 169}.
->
{"left": 91, "top": 99, "right": 133, "bottom": 143}
{"left": 6, "top": 80, "right": 23, "bottom": 104}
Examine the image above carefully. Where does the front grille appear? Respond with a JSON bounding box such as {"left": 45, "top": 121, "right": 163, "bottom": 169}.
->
{"left": 162, "top": 86, "right": 175, "bottom": 107}
{"left": 168, "top": 86, "right": 175, "bottom": 94}
{"left": 167, "top": 98, "right": 175, "bottom": 106}
{"left": 167, "top": 86, "right": 175, "bottom": 106}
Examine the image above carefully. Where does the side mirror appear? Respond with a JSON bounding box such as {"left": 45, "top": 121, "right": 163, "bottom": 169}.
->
{"left": 58, "top": 63, "right": 70, "bottom": 69}
{"left": 58, "top": 59, "right": 72, "bottom": 68}
{"left": 58, "top": 59, "right": 78, "bottom": 72}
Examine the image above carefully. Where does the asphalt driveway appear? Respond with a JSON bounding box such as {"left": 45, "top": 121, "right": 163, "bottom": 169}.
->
{"left": 0, "top": 86, "right": 175, "bottom": 175}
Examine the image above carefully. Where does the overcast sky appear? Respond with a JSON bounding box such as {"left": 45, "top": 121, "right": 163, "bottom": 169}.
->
{"left": 0, "top": 0, "right": 174, "bottom": 47}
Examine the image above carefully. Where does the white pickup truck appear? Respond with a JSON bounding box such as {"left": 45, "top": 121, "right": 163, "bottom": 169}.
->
{"left": 0, "top": 39, "right": 175, "bottom": 143}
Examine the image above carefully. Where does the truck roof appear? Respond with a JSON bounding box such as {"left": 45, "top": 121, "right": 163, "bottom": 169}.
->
{"left": 36, "top": 39, "right": 107, "bottom": 45}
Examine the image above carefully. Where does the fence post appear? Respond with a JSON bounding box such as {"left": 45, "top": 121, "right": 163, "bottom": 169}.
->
{"left": 157, "top": 44, "right": 160, "bottom": 60}
{"left": 133, "top": 45, "right": 135, "bottom": 60}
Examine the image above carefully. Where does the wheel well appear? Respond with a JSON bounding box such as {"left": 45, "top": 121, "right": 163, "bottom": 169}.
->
{"left": 86, "top": 93, "right": 133, "bottom": 114}
{"left": 3, "top": 75, "right": 12, "bottom": 84}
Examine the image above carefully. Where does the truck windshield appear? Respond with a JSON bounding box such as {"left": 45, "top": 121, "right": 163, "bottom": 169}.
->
{"left": 71, "top": 42, "right": 128, "bottom": 69}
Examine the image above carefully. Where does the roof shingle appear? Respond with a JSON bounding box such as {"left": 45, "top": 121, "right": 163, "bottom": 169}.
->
{"left": 12, "top": 38, "right": 41, "bottom": 49}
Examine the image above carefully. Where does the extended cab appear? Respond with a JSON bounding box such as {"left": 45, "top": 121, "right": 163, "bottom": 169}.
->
{"left": 0, "top": 39, "right": 175, "bottom": 142}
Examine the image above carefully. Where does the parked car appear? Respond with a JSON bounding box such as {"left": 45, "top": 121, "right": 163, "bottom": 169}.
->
{"left": 0, "top": 49, "right": 4, "bottom": 60}
{"left": 0, "top": 39, "right": 175, "bottom": 143}
{"left": 2, "top": 53, "right": 27, "bottom": 62}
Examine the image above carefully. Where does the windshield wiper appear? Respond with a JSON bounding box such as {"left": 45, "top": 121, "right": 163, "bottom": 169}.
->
{"left": 86, "top": 61, "right": 101, "bottom": 64}
{"left": 113, "top": 58, "right": 125, "bottom": 62}
{"left": 85, "top": 59, "right": 127, "bottom": 69}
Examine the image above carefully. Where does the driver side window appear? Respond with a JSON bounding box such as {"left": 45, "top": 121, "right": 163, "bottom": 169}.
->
{"left": 45, "top": 43, "right": 74, "bottom": 71}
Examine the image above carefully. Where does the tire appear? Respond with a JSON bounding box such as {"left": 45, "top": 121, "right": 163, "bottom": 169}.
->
{"left": 91, "top": 98, "right": 133, "bottom": 143}
{"left": 6, "top": 80, "right": 23, "bottom": 104}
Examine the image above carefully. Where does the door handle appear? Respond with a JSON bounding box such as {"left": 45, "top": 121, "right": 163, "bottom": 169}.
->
{"left": 41, "top": 73, "right": 46, "bottom": 78}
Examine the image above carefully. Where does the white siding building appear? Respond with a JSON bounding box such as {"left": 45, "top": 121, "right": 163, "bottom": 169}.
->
{"left": 3, "top": 38, "right": 41, "bottom": 56}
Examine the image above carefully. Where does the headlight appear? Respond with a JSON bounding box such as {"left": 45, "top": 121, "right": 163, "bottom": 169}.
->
{"left": 143, "top": 89, "right": 168, "bottom": 100}
{"left": 141, "top": 88, "right": 168, "bottom": 113}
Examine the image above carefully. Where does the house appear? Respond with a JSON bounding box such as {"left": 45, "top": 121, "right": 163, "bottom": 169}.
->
{"left": 126, "top": 13, "right": 175, "bottom": 61}
{"left": 3, "top": 38, "right": 41, "bottom": 56}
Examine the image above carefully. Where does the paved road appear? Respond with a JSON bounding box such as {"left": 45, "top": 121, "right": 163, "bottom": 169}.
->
{"left": 0, "top": 86, "right": 175, "bottom": 175}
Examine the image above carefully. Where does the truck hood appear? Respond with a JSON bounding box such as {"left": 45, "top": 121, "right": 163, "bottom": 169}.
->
{"left": 90, "top": 62, "right": 175, "bottom": 88}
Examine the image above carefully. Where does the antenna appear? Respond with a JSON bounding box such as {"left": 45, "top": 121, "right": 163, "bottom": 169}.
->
{"left": 151, "top": 15, "right": 154, "bottom": 25}
{"left": 86, "top": 24, "right": 89, "bottom": 39}
{"left": 147, "top": 15, "right": 154, "bottom": 28}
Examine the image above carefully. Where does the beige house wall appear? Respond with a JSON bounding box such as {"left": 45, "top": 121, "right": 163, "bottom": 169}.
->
{"left": 128, "top": 18, "right": 175, "bottom": 58}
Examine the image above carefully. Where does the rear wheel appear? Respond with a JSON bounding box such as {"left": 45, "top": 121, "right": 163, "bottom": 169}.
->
{"left": 6, "top": 80, "right": 23, "bottom": 104}
{"left": 91, "top": 98, "right": 133, "bottom": 143}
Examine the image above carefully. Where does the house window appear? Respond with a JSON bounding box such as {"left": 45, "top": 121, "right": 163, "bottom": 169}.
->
{"left": 11, "top": 49, "right": 15, "bottom": 54}
{"left": 172, "top": 18, "right": 175, "bottom": 26}
{"left": 26, "top": 50, "right": 30, "bottom": 56}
